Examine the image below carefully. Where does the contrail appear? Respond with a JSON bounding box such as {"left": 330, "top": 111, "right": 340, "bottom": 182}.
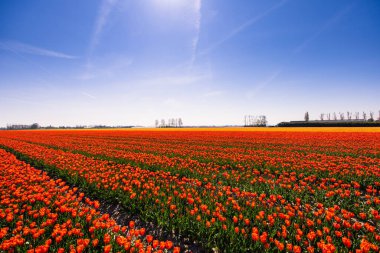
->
{"left": 199, "top": 0, "right": 288, "bottom": 57}
{"left": 191, "top": 0, "right": 202, "bottom": 67}
{"left": 0, "top": 40, "right": 77, "bottom": 59}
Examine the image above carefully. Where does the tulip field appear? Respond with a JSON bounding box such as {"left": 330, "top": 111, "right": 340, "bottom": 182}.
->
{"left": 0, "top": 128, "right": 379, "bottom": 252}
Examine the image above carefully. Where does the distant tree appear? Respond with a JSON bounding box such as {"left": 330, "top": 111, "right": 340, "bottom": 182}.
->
{"left": 261, "top": 115, "right": 267, "bottom": 126}
{"left": 161, "top": 119, "right": 166, "bottom": 128}
{"left": 355, "top": 112, "right": 359, "bottom": 120}
{"left": 304, "top": 112, "right": 309, "bottom": 122}
{"left": 320, "top": 113, "right": 325, "bottom": 121}
{"left": 178, "top": 118, "right": 183, "bottom": 127}
{"left": 31, "top": 123, "right": 39, "bottom": 129}
{"left": 155, "top": 120, "right": 159, "bottom": 128}
{"left": 363, "top": 112, "right": 367, "bottom": 121}
{"left": 339, "top": 112, "right": 344, "bottom": 121}
{"left": 244, "top": 115, "right": 267, "bottom": 126}
{"left": 257, "top": 115, "right": 267, "bottom": 126}
{"left": 347, "top": 112, "right": 352, "bottom": 120}
{"left": 369, "top": 112, "right": 374, "bottom": 121}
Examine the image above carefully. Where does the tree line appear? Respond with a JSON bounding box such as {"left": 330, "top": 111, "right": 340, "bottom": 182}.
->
{"left": 305, "top": 111, "right": 380, "bottom": 122}
{"left": 155, "top": 118, "right": 183, "bottom": 128}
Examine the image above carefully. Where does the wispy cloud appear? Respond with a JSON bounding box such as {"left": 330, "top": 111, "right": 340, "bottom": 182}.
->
{"left": 246, "top": 70, "right": 282, "bottom": 99}
{"left": 81, "top": 92, "right": 97, "bottom": 99}
{"left": 1, "top": 96, "right": 45, "bottom": 105}
{"left": 294, "top": 2, "right": 354, "bottom": 54}
{"left": 88, "top": 0, "right": 119, "bottom": 56}
{"left": 82, "top": 0, "right": 120, "bottom": 79}
{"left": 191, "top": 0, "right": 202, "bottom": 66}
{"left": 169, "top": 0, "right": 287, "bottom": 72}
{"left": 0, "top": 40, "right": 76, "bottom": 59}
{"left": 199, "top": 0, "right": 288, "bottom": 57}
{"left": 0, "top": 41, "right": 58, "bottom": 78}
{"left": 140, "top": 72, "right": 211, "bottom": 87}
{"left": 77, "top": 71, "right": 96, "bottom": 81}
{"left": 77, "top": 55, "right": 133, "bottom": 80}
{"left": 202, "top": 90, "right": 223, "bottom": 98}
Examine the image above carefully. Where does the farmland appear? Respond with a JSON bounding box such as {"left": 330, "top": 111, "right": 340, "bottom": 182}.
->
{"left": 0, "top": 128, "right": 379, "bottom": 252}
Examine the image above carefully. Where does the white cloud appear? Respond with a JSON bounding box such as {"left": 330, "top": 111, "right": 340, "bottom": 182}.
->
{"left": 202, "top": 90, "right": 223, "bottom": 97}
{"left": 139, "top": 72, "right": 211, "bottom": 87}
{"left": 81, "top": 92, "right": 97, "bottom": 99}
{"left": 191, "top": 0, "right": 202, "bottom": 66}
{"left": 0, "top": 41, "right": 77, "bottom": 59}
{"left": 246, "top": 70, "right": 282, "bottom": 99}
{"left": 199, "top": 0, "right": 288, "bottom": 57}
{"left": 77, "top": 55, "right": 133, "bottom": 80}
{"left": 294, "top": 3, "right": 354, "bottom": 54}
{"left": 82, "top": 0, "right": 120, "bottom": 79}
{"left": 88, "top": 0, "right": 119, "bottom": 55}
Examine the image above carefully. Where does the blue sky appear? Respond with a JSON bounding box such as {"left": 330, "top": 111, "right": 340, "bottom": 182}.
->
{"left": 0, "top": 0, "right": 379, "bottom": 127}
